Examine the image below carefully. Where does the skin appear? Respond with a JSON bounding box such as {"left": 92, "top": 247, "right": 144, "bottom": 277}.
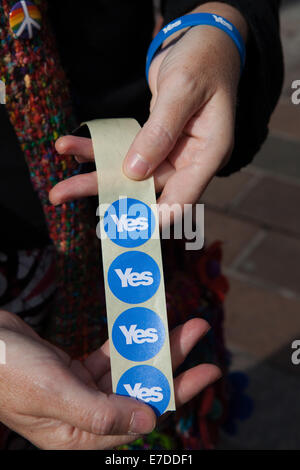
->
{"left": 0, "top": 311, "right": 220, "bottom": 449}
{"left": 49, "top": 2, "right": 248, "bottom": 216}
{"left": 1, "top": 3, "right": 248, "bottom": 450}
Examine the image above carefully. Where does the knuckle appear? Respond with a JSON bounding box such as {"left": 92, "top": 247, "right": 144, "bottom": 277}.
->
{"left": 177, "top": 68, "right": 198, "bottom": 92}
{"left": 164, "top": 68, "right": 199, "bottom": 97}
{"left": 144, "top": 120, "right": 174, "bottom": 149}
{"left": 91, "top": 403, "right": 117, "bottom": 435}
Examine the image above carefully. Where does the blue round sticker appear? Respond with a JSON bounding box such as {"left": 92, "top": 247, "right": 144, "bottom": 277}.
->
{"left": 108, "top": 251, "right": 160, "bottom": 304}
{"left": 116, "top": 365, "right": 170, "bottom": 416}
{"left": 112, "top": 308, "right": 165, "bottom": 361}
{"left": 104, "top": 198, "right": 155, "bottom": 248}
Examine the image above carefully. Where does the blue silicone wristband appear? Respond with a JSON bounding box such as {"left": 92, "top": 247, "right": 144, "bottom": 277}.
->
{"left": 146, "top": 13, "right": 246, "bottom": 82}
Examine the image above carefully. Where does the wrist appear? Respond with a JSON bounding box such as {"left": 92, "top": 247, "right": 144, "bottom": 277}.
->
{"left": 191, "top": 2, "right": 248, "bottom": 42}
{"left": 148, "top": 10, "right": 246, "bottom": 83}
{"left": 161, "top": 3, "right": 248, "bottom": 49}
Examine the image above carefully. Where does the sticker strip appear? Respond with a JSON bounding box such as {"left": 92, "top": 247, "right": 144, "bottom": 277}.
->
{"left": 85, "top": 119, "right": 175, "bottom": 416}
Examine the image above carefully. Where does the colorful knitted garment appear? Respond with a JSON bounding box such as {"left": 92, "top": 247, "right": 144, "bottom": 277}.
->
{"left": 0, "top": 0, "right": 103, "bottom": 357}
{"left": 0, "top": 240, "right": 230, "bottom": 450}
{"left": 0, "top": 0, "right": 231, "bottom": 450}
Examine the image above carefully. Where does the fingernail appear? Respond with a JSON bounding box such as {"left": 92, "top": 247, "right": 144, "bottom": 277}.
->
{"left": 124, "top": 153, "right": 150, "bottom": 179}
{"left": 50, "top": 198, "right": 60, "bottom": 206}
{"left": 129, "top": 409, "right": 155, "bottom": 435}
{"left": 48, "top": 192, "right": 60, "bottom": 207}
{"left": 55, "top": 138, "right": 65, "bottom": 154}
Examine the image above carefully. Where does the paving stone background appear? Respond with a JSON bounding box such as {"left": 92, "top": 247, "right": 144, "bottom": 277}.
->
{"left": 200, "top": 0, "right": 300, "bottom": 449}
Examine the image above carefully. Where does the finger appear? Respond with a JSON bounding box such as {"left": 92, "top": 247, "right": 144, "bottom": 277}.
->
{"left": 98, "top": 334, "right": 219, "bottom": 413}
{"left": 158, "top": 97, "right": 234, "bottom": 212}
{"left": 96, "top": 319, "right": 210, "bottom": 395}
{"left": 49, "top": 172, "right": 98, "bottom": 205}
{"left": 84, "top": 340, "right": 110, "bottom": 382}
{"left": 169, "top": 318, "right": 211, "bottom": 372}
{"left": 157, "top": 163, "right": 209, "bottom": 228}
{"left": 157, "top": 162, "right": 212, "bottom": 219}
{"left": 174, "top": 364, "right": 222, "bottom": 408}
{"left": 123, "top": 74, "right": 203, "bottom": 180}
{"left": 97, "top": 370, "right": 112, "bottom": 395}
{"left": 0, "top": 330, "right": 155, "bottom": 443}
{"left": 0, "top": 328, "right": 155, "bottom": 436}
{"left": 88, "top": 318, "right": 209, "bottom": 388}
{"left": 69, "top": 360, "right": 99, "bottom": 390}
{"left": 49, "top": 161, "right": 175, "bottom": 206}
{"left": 88, "top": 319, "right": 210, "bottom": 390}
{"left": 55, "top": 136, "right": 95, "bottom": 161}
{"left": 37, "top": 363, "right": 156, "bottom": 436}
{"left": 153, "top": 159, "right": 175, "bottom": 193}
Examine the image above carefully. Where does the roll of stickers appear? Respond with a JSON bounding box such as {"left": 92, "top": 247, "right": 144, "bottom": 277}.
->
{"left": 85, "top": 119, "right": 175, "bottom": 416}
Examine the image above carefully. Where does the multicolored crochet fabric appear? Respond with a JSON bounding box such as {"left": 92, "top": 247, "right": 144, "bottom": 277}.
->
{"left": 0, "top": 0, "right": 231, "bottom": 450}
{"left": 0, "top": 0, "right": 103, "bottom": 357}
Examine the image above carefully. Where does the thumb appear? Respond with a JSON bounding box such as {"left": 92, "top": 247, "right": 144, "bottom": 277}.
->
{"left": 41, "top": 366, "right": 156, "bottom": 436}
{"left": 123, "top": 76, "right": 200, "bottom": 180}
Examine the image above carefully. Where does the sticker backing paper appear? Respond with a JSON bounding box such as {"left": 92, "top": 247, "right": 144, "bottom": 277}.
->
{"left": 85, "top": 119, "right": 175, "bottom": 416}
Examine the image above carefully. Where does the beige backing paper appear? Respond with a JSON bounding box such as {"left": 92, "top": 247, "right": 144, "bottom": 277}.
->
{"left": 86, "top": 118, "right": 175, "bottom": 414}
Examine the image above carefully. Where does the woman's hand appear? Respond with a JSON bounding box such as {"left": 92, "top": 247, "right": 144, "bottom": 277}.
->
{"left": 49, "top": 2, "right": 247, "bottom": 210}
{"left": 0, "top": 310, "right": 220, "bottom": 450}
